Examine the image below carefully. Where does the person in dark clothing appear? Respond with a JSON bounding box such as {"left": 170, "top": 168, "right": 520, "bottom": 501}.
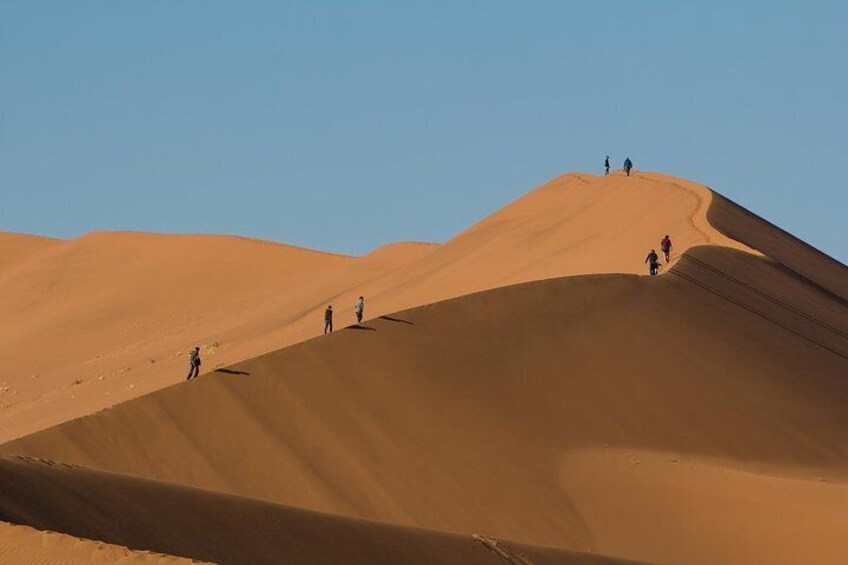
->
{"left": 661, "top": 235, "right": 673, "bottom": 263}
{"left": 645, "top": 249, "right": 660, "bottom": 276}
{"left": 604, "top": 155, "right": 610, "bottom": 175}
{"left": 324, "top": 305, "right": 333, "bottom": 334}
{"left": 623, "top": 157, "right": 633, "bottom": 177}
{"left": 186, "top": 346, "right": 201, "bottom": 380}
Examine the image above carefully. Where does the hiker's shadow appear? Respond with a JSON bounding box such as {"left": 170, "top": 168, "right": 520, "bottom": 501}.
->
{"left": 379, "top": 315, "right": 414, "bottom": 325}
{"left": 216, "top": 369, "right": 251, "bottom": 376}
{"left": 345, "top": 325, "right": 376, "bottom": 331}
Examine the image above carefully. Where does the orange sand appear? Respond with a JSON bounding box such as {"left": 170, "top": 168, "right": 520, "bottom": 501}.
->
{"left": 0, "top": 171, "right": 750, "bottom": 441}
{"left": 0, "top": 522, "right": 212, "bottom": 564}
{"left": 1, "top": 170, "right": 846, "bottom": 564}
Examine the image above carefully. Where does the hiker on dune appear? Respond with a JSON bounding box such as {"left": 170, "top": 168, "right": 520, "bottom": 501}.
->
{"left": 185, "top": 346, "right": 201, "bottom": 381}
{"left": 355, "top": 296, "right": 365, "bottom": 325}
{"left": 661, "top": 235, "right": 673, "bottom": 263}
{"left": 324, "top": 305, "right": 333, "bottom": 334}
{"left": 645, "top": 249, "right": 660, "bottom": 276}
{"left": 623, "top": 157, "right": 633, "bottom": 177}
{"left": 604, "top": 155, "right": 610, "bottom": 175}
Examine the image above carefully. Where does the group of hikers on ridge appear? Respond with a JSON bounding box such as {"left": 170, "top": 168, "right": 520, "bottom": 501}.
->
{"left": 324, "top": 296, "right": 365, "bottom": 335}
{"left": 602, "top": 156, "right": 668, "bottom": 274}
{"left": 604, "top": 155, "right": 633, "bottom": 176}
{"left": 185, "top": 229, "right": 671, "bottom": 379}
{"left": 184, "top": 160, "right": 672, "bottom": 381}
{"left": 646, "top": 235, "right": 673, "bottom": 276}
{"left": 185, "top": 229, "right": 673, "bottom": 379}
{"left": 185, "top": 297, "right": 366, "bottom": 380}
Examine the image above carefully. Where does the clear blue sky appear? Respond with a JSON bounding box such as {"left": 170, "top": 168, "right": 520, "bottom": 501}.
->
{"left": 2, "top": 2, "right": 845, "bottom": 261}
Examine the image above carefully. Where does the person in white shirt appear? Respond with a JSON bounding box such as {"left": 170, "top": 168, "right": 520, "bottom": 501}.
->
{"left": 354, "top": 296, "right": 365, "bottom": 325}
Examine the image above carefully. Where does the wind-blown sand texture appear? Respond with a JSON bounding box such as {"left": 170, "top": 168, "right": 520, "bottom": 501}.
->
{"left": 1, "top": 170, "right": 846, "bottom": 564}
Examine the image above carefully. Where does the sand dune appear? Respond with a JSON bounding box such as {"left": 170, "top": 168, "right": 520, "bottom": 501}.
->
{"left": 2, "top": 170, "right": 846, "bottom": 564}
{"left": 0, "top": 232, "right": 415, "bottom": 439}
{"left": 0, "top": 455, "right": 641, "bottom": 565}
{"left": 0, "top": 172, "right": 752, "bottom": 441}
{"left": 5, "top": 244, "right": 847, "bottom": 564}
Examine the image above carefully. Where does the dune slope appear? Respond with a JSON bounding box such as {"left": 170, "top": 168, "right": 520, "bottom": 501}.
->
{"left": 707, "top": 192, "right": 848, "bottom": 301}
{"left": 0, "top": 455, "right": 641, "bottom": 565}
{"left": 0, "top": 233, "right": 434, "bottom": 440}
{"left": 5, "top": 244, "right": 848, "bottom": 565}
{"left": 0, "top": 522, "right": 211, "bottom": 565}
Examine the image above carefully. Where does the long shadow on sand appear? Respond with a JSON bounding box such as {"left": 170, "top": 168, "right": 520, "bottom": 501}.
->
{"left": 379, "top": 315, "right": 414, "bottom": 325}
{"left": 216, "top": 369, "right": 251, "bottom": 376}
{"left": 345, "top": 325, "right": 376, "bottom": 331}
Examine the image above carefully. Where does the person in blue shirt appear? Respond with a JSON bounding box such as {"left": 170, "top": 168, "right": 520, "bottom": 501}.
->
{"left": 645, "top": 249, "right": 660, "bottom": 276}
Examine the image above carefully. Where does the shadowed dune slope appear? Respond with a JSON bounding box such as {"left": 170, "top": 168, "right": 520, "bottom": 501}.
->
{"left": 5, "top": 245, "right": 848, "bottom": 565}
{"left": 0, "top": 171, "right": 752, "bottom": 440}
{"left": 0, "top": 456, "right": 642, "bottom": 565}
{"left": 707, "top": 192, "right": 848, "bottom": 301}
{"left": 0, "top": 522, "right": 212, "bottom": 565}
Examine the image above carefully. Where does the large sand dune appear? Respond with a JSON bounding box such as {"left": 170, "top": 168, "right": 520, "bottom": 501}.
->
{"left": 0, "top": 172, "right": 750, "bottom": 440}
{"left": 1, "top": 171, "right": 847, "bottom": 564}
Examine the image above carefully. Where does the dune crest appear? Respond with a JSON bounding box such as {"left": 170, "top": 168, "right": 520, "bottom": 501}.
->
{"left": 0, "top": 232, "right": 61, "bottom": 275}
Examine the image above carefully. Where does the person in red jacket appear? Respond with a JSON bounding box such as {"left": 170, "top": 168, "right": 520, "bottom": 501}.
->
{"left": 661, "top": 235, "right": 673, "bottom": 263}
